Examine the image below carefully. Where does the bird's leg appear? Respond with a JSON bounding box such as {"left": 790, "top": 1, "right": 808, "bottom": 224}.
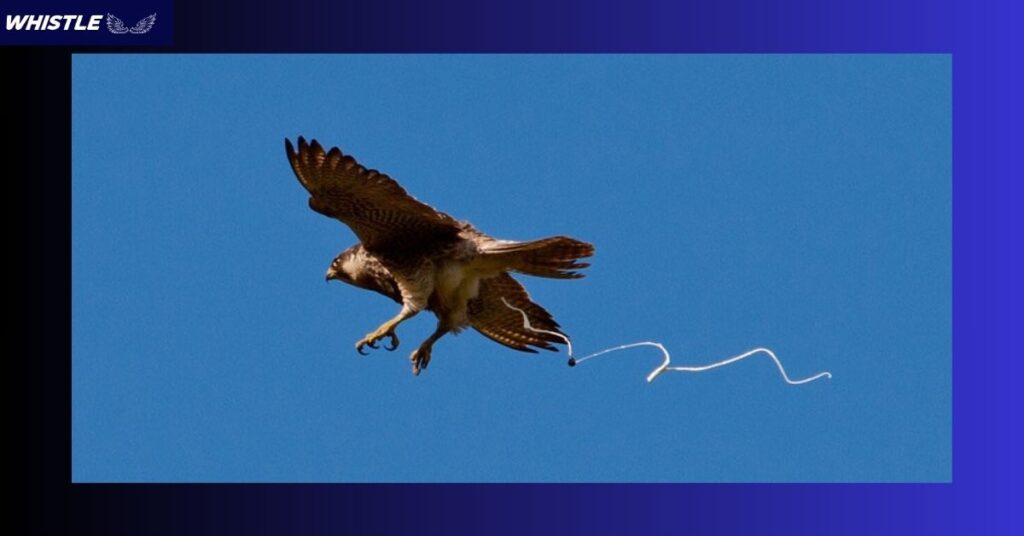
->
{"left": 356, "top": 306, "right": 417, "bottom": 355}
{"left": 410, "top": 324, "right": 450, "bottom": 376}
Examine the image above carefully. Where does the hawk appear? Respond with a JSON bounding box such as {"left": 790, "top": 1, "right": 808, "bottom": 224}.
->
{"left": 285, "top": 137, "right": 595, "bottom": 375}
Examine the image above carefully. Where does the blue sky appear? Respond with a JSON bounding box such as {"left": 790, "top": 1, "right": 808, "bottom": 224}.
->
{"left": 72, "top": 55, "right": 950, "bottom": 482}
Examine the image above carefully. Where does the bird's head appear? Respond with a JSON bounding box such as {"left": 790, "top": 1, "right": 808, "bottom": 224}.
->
{"left": 325, "top": 245, "right": 362, "bottom": 285}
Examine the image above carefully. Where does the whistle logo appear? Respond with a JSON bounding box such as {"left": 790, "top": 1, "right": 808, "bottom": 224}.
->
{"left": 106, "top": 13, "right": 156, "bottom": 34}
{"left": 3, "top": 13, "right": 155, "bottom": 34}
{"left": 1, "top": 2, "right": 170, "bottom": 45}
{"left": 5, "top": 14, "right": 104, "bottom": 31}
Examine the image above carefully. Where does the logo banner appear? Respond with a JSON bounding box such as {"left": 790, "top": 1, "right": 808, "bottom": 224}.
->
{"left": 1, "top": 1, "right": 172, "bottom": 45}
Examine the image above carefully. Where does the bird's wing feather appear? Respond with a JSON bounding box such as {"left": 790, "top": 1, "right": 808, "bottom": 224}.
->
{"left": 285, "top": 137, "right": 462, "bottom": 258}
{"left": 469, "top": 273, "right": 567, "bottom": 353}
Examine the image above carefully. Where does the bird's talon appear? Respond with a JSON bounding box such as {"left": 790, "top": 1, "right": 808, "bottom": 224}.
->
{"left": 355, "top": 328, "right": 397, "bottom": 355}
{"left": 410, "top": 346, "right": 432, "bottom": 376}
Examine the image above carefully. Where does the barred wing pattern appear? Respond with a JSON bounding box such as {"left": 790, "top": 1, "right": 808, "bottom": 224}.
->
{"left": 469, "top": 273, "right": 568, "bottom": 353}
{"left": 285, "top": 137, "right": 463, "bottom": 259}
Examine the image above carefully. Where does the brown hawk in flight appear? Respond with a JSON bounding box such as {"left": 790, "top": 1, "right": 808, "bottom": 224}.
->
{"left": 285, "top": 137, "right": 595, "bottom": 375}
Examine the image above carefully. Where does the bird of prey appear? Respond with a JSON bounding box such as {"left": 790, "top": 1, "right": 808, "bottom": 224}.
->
{"left": 285, "top": 137, "right": 594, "bottom": 375}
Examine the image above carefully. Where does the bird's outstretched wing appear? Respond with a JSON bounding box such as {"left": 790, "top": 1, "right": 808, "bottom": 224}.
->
{"left": 106, "top": 14, "right": 128, "bottom": 34}
{"left": 285, "top": 137, "right": 463, "bottom": 258}
{"left": 129, "top": 13, "right": 157, "bottom": 34}
{"left": 469, "top": 273, "right": 567, "bottom": 353}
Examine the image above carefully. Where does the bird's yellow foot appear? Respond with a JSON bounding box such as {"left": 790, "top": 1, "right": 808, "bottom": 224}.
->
{"left": 410, "top": 345, "right": 432, "bottom": 376}
{"left": 355, "top": 327, "right": 399, "bottom": 355}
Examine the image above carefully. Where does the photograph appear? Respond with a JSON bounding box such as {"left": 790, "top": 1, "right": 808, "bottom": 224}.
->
{"left": 71, "top": 54, "right": 951, "bottom": 483}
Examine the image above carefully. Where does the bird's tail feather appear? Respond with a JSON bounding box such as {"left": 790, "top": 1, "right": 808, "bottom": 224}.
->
{"left": 483, "top": 236, "right": 594, "bottom": 279}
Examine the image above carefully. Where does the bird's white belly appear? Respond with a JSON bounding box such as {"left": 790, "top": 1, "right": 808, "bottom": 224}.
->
{"left": 433, "top": 261, "right": 482, "bottom": 328}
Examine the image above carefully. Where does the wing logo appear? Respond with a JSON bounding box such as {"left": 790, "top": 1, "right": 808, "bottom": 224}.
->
{"left": 106, "top": 13, "right": 156, "bottom": 34}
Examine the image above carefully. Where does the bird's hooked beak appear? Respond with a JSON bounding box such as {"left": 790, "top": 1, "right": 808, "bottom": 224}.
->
{"left": 326, "top": 267, "right": 339, "bottom": 283}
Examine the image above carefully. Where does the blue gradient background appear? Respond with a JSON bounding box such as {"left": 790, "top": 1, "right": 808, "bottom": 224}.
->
{"left": 72, "top": 54, "right": 950, "bottom": 483}
{"left": 52, "top": 0, "right": 1023, "bottom": 534}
